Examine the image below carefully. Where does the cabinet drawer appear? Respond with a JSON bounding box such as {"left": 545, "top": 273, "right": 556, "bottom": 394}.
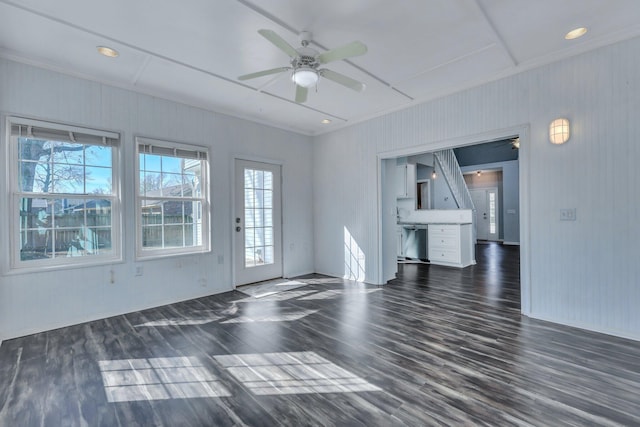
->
{"left": 429, "top": 248, "right": 460, "bottom": 263}
{"left": 429, "top": 225, "right": 458, "bottom": 237}
{"left": 429, "top": 235, "right": 458, "bottom": 249}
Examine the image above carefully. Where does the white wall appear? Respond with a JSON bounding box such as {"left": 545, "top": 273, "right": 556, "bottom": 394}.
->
{"left": 463, "top": 160, "right": 520, "bottom": 244}
{"left": 0, "top": 58, "right": 314, "bottom": 340}
{"left": 313, "top": 36, "right": 640, "bottom": 340}
{"left": 432, "top": 161, "right": 459, "bottom": 209}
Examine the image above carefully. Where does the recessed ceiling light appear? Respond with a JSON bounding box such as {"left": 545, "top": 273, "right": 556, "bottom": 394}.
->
{"left": 321, "top": 119, "right": 331, "bottom": 124}
{"left": 97, "top": 46, "right": 119, "bottom": 58}
{"left": 565, "top": 27, "right": 587, "bottom": 40}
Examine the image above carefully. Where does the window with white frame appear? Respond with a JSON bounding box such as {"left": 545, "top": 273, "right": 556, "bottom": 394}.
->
{"left": 136, "top": 137, "right": 210, "bottom": 258}
{"left": 8, "top": 117, "right": 121, "bottom": 269}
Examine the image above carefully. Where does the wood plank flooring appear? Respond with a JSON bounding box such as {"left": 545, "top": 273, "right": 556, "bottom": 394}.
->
{"left": 1, "top": 243, "right": 640, "bottom": 426}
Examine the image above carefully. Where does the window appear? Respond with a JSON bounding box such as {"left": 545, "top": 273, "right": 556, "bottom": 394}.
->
{"left": 489, "top": 191, "right": 496, "bottom": 234}
{"left": 7, "top": 117, "right": 121, "bottom": 269}
{"left": 136, "top": 137, "right": 209, "bottom": 258}
{"left": 243, "top": 167, "right": 274, "bottom": 267}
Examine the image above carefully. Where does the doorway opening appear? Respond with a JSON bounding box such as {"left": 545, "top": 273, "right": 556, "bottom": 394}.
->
{"left": 233, "top": 159, "right": 283, "bottom": 287}
{"left": 378, "top": 127, "right": 529, "bottom": 314}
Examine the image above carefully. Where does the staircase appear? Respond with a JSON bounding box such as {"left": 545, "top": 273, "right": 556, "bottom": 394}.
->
{"left": 433, "top": 149, "right": 474, "bottom": 210}
{"left": 433, "top": 149, "right": 476, "bottom": 240}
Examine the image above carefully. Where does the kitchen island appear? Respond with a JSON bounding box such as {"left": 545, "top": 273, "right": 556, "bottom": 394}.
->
{"left": 397, "top": 209, "right": 475, "bottom": 268}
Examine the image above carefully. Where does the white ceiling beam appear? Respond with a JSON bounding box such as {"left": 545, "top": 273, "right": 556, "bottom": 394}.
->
{"left": 472, "top": 0, "right": 518, "bottom": 67}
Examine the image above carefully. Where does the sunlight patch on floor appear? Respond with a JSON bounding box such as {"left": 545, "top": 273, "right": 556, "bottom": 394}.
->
{"left": 299, "top": 288, "right": 382, "bottom": 301}
{"left": 221, "top": 309, "right": 319, "bottom": 324}
{"left": 234, "top": 289, "right": 316, "bottom": 302}
{"left": 213, "top": 351, "right": 381, "bottom": 395}
{"left": 99, "top": 357, "right": 231, "bottom": 402}
{"left": 134, "top": 317, "right": 221, "bottom": 327}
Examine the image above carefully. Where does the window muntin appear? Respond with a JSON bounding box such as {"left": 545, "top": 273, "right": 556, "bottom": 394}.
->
{"left": 243, "top": 168, "right": 274, "bottom": 267}
{"left": 136, "top": 138, "right": 209, "bottom": 258}
{"left": 8, "top": 118, "right": 120, "bottom": 269}
{"left": 489, "top": 191, "right": 496, "bottom": 235}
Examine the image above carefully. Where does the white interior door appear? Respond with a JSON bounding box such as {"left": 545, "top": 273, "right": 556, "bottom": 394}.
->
{"left": 234, "top": 159, "right": 282, "bottom": 286}
{"left": 470, "top": 188, "right": 499, "bottom": 241}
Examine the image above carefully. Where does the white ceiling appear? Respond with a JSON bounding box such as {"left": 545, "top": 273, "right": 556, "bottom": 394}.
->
{"left": 2, "top": 0, "right": 640, "bottom": 136}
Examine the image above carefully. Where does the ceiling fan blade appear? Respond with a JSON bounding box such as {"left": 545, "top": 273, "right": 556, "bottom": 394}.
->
{"left": 295, "top": 85, "right": 308, "bottom": 103}
{"left": 319, "top": 69, "right": 366, "bottom": 92}
{"left": 238, "top": 67, "right": 290, "bottom": 81}
{"left": 317, "top": 41, "right": 367, "bottom": 64}
{"left": 258, "top": 29, "right": 299, "bottom": 58}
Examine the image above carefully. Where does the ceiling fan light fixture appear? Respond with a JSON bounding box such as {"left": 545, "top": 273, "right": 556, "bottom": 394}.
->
{"left": 292, "top": 67, "right": 318, "bottom": 88}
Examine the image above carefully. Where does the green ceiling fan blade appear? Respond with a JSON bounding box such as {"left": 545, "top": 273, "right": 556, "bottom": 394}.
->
{"left": 319, "top": 69, "right": 365, "bottom": 92}
{"left": 295, "top": 85, "right": 308, "bottom": 103}
{"left": 317, "top": 41, "right": 367, "bottom": 64}
{"left": 238, "top": 67, "right": 290, "bottom": 80}
{"left": 258, "top": 29, "right": 299, "bottom": 58}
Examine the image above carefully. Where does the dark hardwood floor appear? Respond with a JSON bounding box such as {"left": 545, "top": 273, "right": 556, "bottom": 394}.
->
{"left": 1, "top": 243, "right": 640, "bottom": 426}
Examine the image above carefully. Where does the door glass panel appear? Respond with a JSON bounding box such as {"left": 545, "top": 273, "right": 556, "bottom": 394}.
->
{"left": 489, "top": 192, "right": 496, "bottom": 234}
{"left": 244, "top": 168, "right": 274, "bottom": 268}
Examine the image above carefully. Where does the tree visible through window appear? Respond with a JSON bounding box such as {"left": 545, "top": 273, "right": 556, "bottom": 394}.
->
{"left": 243, "top": 168, "right": 274, "bottom": 267}
{"left": 9, "top": 118, "right": 120, "bottom": 268}
{"left": 136, "top": 138, "right": 209, "bottom": 258}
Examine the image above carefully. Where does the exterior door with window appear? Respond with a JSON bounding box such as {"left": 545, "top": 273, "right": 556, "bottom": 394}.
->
{"left": 234, "top": 159, "right": 282, "bottom": 286}
{"left": 470, "top": 188, "right": 499, "bottom": 241}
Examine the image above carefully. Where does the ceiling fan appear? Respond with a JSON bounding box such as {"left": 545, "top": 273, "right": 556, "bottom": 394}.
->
{"left": 238, "top": 29, "right": 368, "bottom": 103}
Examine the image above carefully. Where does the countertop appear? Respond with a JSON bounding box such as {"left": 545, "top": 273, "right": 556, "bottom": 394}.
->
{"left": 397, "top": 209, "right": 474, "bottom": 225}
{"left": 397, "top": 221, "right": 472, "bottom": 226}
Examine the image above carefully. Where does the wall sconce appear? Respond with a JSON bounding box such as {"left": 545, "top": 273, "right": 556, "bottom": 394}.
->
{"left": 549, "top": 118, "right": 570, "bottom": 144}
{"left": 431, "top": 170, "right": 437, "bottom": 179}
{"left": 476, "top": 170, "right": 482, "bottom": 176}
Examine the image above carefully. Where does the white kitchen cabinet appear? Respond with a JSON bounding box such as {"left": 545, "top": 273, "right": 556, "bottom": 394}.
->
{"left": 396, "top": 226, "right": 404, "bottom": 257}
{"left": 428, "top": 223, "right": 474, "bottom": 268}
{"left": 396, "top": 164, "right": 416, "bottom": 199}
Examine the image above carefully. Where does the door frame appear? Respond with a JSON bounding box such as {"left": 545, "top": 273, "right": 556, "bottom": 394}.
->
{"left": 231, "top": 156, "right": 284, "bottom": 287}
{"left": 469, "top": 186, "right": 500, "bottom": 241}
{"left": 376, "top": 124, "right": 532, "bottom": 315}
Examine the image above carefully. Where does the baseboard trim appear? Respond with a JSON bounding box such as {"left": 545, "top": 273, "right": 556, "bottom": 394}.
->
{"left": 502, "top": 241, "right": 520, "bottom": 246}
{"left": 284, "top": 270, "right": 315, "bottom": 279}
{"left": 0, "top": 287, "right": 231, "bottom": 341}
{"left": 527, "top": 313, "right": 640, "bottom": 342}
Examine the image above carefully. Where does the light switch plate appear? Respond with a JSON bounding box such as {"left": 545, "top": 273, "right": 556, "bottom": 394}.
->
{"left": 560, "top": 208, "right": 576, "bottom": 221}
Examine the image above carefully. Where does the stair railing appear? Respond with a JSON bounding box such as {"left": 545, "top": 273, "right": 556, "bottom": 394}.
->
{"left": 433, "top": 149, "right": 477, "bottom": 240}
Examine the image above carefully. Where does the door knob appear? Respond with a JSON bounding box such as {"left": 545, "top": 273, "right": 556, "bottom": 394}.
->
{"left": 235, "top": 226, "right": 241, "bottom": 232}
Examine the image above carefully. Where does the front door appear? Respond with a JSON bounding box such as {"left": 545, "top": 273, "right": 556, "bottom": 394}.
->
{"left": 470, "top": 188, "right": 499, "bottom": 241}
{"left": 234, "top": 159, "right": 282, "bottom": 286}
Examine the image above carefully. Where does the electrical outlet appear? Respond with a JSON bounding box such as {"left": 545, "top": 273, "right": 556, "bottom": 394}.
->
{"left": 217, "top": 255, "right": 224, "bottom": 264}
{"left": 135, "top": 265, "right": 143, "bottom": 276}
{"left": 560, "top": 208, "right": 576, "bottom": 221}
